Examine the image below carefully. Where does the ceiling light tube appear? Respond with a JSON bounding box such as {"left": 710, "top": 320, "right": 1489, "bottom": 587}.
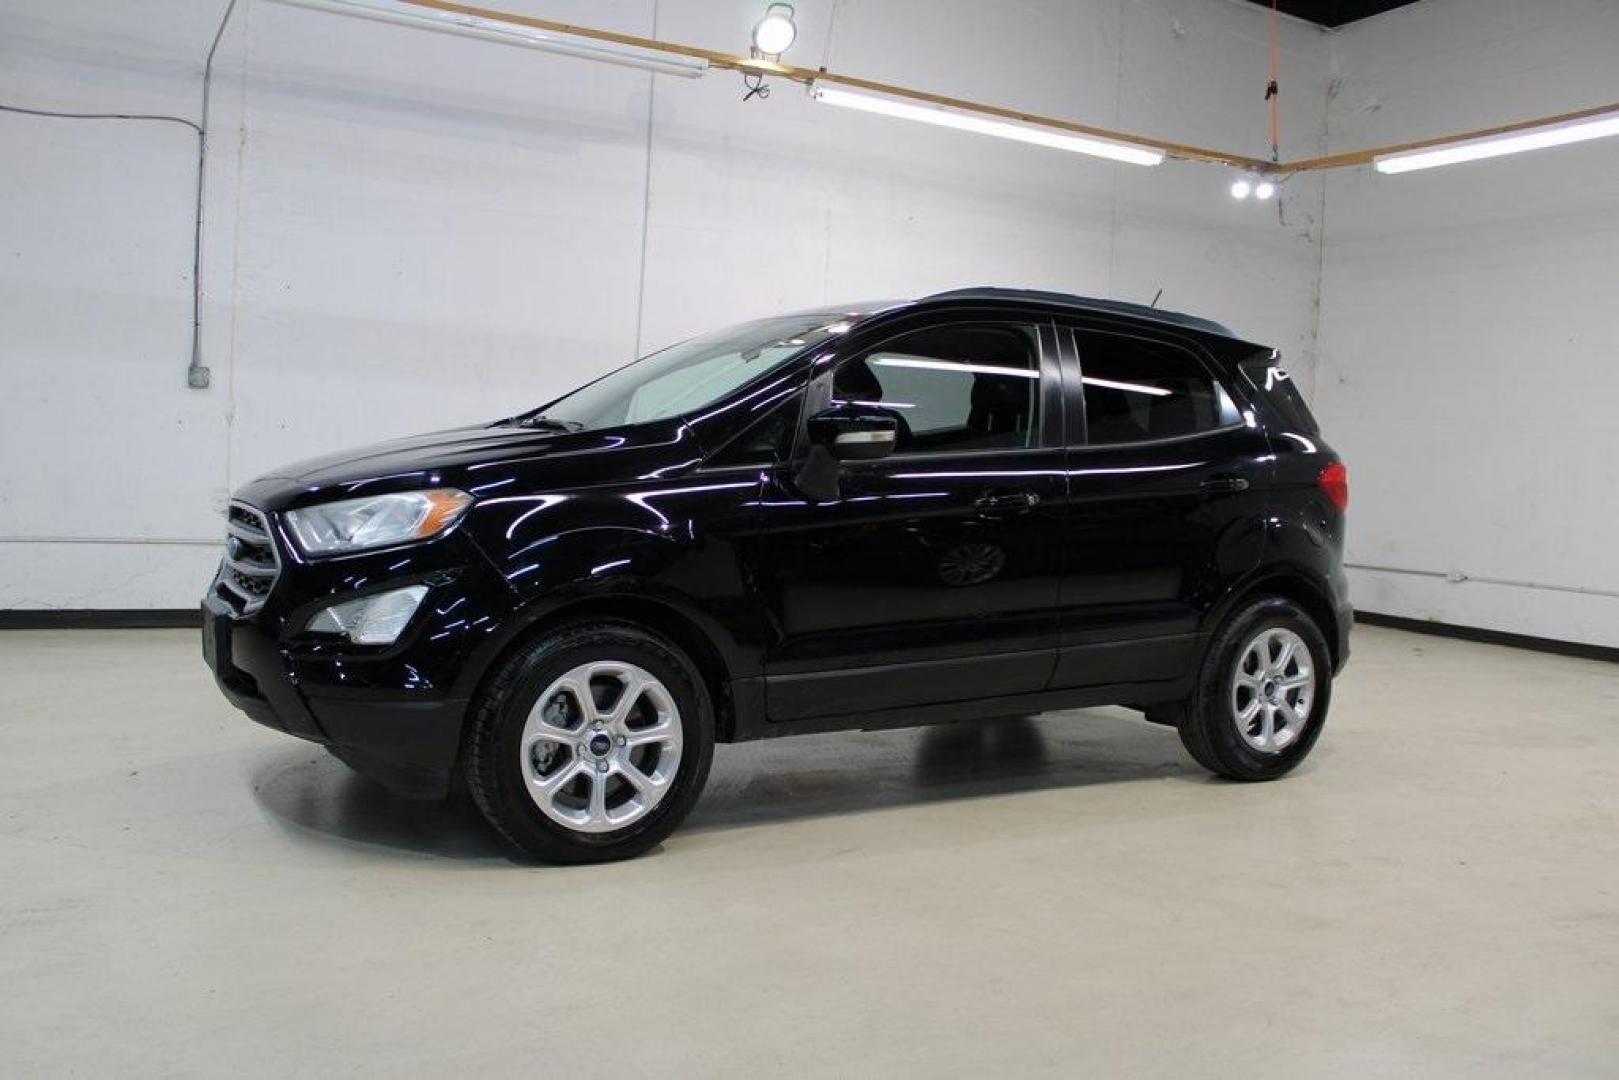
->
{"left": 873, "top": 357, "right": 1039, "bottom": 378}
{"left": 1374, "top": 109, "right": 1619, "bottom": 174}
{"left": 811, "top": 84, "right": 1164, "bottom": 166}
{"left": 269, "top": 0, "right": 710, "bottom": 78}
{"left": 1081, "top": 376, "right": 1171, "bottom": 397}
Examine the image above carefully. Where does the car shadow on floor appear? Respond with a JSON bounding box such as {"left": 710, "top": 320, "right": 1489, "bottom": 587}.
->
{"left": 685, "top": 709, "right": 1202, "bottom": 833}
{"left": 248, "top": 747, "right": 508, "bottom": 861}
{"left": 248, "top": 709, "right": 1206, "bottom": 861}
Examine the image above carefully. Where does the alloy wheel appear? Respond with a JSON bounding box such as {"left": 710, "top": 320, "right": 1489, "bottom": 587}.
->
{"left": 519, "top": 661, "right": 683, "bottom": 833}
{"left": 1229, "top": 627, "right": 1315, "bottom": 753}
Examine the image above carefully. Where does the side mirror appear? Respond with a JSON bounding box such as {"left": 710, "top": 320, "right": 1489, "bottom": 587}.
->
{"left": 806, "top": 406, "right": 899, "bottom": 461}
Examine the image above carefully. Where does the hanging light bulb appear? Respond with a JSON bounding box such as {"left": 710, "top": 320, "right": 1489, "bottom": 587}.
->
{"left": 752, "top": 3, "right": 796, "bottom": 56}
{"left": 1229, "top": 178, "right": 1252, "bottom": 200}
{"left": 1255, "top": 180, "right": 1276, "bottom": 200}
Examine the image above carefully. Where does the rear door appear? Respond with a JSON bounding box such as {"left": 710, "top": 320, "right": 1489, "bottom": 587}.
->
{"left": 756, "top": 315, "right": 1068, "bottom": 722}
{"left": 1050, "top": 321, "right": 1271, "bottom": 689}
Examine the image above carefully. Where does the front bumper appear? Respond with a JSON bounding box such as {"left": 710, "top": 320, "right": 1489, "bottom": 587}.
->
{"left": 203, "top": 593, "right": 472, "bottom": 797}
{"left": 201, "top": 526, "right": 519, "bottom": 798}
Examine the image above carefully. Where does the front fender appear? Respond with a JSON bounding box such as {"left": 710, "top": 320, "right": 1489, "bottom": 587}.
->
{"left": 448, "top": 477, "right": 768, "bottom": 699}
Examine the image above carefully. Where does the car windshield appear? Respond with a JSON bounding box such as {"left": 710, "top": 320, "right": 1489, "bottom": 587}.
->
{"left": 529, "top": 314, "right": 856, "bottom": 431}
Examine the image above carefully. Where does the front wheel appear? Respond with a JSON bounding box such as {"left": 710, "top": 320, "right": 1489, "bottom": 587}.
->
{"left": 464, "top": 621, "right": 715, "bottom": 863}
{"left": 1177, "top": 597, "right": 1332, "bottom": 781}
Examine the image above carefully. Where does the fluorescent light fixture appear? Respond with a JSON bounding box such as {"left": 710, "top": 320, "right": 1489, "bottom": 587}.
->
{"left": 1082, "top": 376, "right": 1170, "bottom": 397}
{"left": 1374, "top": 110, "right": 1619, "bottom": 174}
{"left": 811, "top": 84, "right": 1164, "bottom": 166}
{"left": 871, "top": 356, "right": 1168, "bottom": 397}
{"left": 873, "top": 356, "right": 1039, "bottom": 378}
{"left": 269, "top": 0, "right": 710, "bottom": 78}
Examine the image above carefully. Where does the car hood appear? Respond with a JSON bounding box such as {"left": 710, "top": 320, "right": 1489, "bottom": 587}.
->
{"left": 239, "top": 421, "right": 689, "bottom": 509}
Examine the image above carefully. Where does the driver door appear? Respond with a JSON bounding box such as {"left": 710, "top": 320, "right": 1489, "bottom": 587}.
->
{"left": 753, "top": 316, "right": 1068, "bottom": 723}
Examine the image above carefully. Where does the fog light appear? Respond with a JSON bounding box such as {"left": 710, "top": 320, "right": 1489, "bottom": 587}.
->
{"left": 307, "top": 585, "right": 428, "bottom": 645}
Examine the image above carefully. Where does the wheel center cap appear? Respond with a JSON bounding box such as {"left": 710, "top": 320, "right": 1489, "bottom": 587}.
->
{"left": 1262, "top": 680, "right": 1279, "bottom": 701}
{"left": 587, "top": 732, "right": 612, "bottom": 756}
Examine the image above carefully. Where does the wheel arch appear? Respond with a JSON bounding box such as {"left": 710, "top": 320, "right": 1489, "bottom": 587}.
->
{"left": 460, "top": 593, "right": 740, "bottom": 748}
{"left": 1211, "top": 568, "right": 1343, "bottom": 671}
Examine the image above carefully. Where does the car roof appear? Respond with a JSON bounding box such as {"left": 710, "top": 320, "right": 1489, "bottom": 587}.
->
{"left": 916, "top": 287, "right": 1240, "bottom": 338}
{"left": 782, "top": 289, "right": 1252, "bottom": 350}
{"left": 797, "top": 289, "right": 1241, "bottom": 340}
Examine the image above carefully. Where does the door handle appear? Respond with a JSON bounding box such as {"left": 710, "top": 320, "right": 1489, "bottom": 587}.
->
{"left": 974, "top": 490, "right": 1041, "bottom": 514}
{"left": 1200, "top": 475, "right": 1251, "bottom": 494}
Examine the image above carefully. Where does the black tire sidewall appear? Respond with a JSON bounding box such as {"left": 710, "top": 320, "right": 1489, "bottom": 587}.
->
{"left": 469, "top": 623, "right": 715, "bottom": 863}
{"left": 1189, "top": 598, "right": 1332, "bottom": 780}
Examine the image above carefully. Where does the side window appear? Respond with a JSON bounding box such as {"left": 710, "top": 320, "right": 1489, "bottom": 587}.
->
{"left": 1239, "top": 352, "right": 1320, "bottom": 435}
{"left": 709, "top": 393, "right": 803, "bottom": 468}
{"left": 832, "top": 323, "right": 1041, "bottom": 454}
{"left": 1074, "top": 330, "right": 1241, "bottom": 445}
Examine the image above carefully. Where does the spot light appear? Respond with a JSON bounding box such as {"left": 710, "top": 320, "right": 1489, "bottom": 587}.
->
{"left": 1230, "top": 175, "right": 1278, "bottom": 201}
{"left": 752, "top": 3, "right": 796, "bottom": 56}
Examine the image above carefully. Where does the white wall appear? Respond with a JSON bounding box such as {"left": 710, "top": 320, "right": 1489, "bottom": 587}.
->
{"left": 2, "top": 0, "right": 662, "bottom": 607}
{"left": 1316, "top": 0, "right": 1619, "bottom": 647}
{"left": 1, "top": 0, "right": 1330, "bottom": 611}
{"left": 3, "top": 0, "right": 1332, "bottom": 610}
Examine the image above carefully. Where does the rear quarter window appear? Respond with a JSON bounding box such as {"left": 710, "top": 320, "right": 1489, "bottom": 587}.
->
{"left": 1239, "top": 353, "right": 1320, "bottom": 436}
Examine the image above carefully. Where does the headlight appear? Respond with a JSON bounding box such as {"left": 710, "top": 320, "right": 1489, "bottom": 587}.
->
{"left": 306, "top": 585, "right": 428, "bottom": 645}
{"left": 283, "top": 489, "right": 472, "bottom": 557}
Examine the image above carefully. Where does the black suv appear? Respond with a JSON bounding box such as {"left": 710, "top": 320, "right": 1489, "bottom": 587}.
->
{"left": 203, "top": 288, "right": 1350, "bottom": 863}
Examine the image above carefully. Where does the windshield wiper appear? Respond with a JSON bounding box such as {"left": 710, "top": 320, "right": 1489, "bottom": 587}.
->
{"left": 501, "top": 414, "right": 584, "bottom": 432}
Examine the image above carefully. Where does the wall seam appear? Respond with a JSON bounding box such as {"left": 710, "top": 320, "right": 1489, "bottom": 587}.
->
{"left": 1105, "top": 0, "right": 1127, "bottom": 297}
{"left": 1307, "top": 26, "right": 1333, "bottom": 405}
{"left": 630, "top": 0, "right": 660, "bottom": 358}
{"left": 224, "top": 0, "right": 254, "bottom": 500}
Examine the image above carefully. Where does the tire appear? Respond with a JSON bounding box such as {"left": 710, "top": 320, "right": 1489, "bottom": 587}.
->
{"left": 464, "top": 621, "right": 715, "bottom": 864}
{"left": 1177, "top": 597, "right": 1332, "bottom": 781}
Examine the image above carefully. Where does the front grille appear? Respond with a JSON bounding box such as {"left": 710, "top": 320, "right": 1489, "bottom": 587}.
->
{"left": 218, "top": 503, "right": 280, "bottom": 613}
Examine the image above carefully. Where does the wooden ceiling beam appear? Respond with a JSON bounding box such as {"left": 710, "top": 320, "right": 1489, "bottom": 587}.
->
{"left": 384, "top": 0, "right": 1614, "bottom": 178}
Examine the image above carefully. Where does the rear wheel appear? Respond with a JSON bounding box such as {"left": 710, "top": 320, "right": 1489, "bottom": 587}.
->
{"left": 464, "top": 621, "right": 715, "bottom": 863}
{"left": 1177, "top": 597, "right": 1332, "bottom": 780}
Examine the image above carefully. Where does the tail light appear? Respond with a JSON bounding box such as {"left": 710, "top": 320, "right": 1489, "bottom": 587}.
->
{"left": 1317, "top": 461, "right": 1349, "bottom": 512}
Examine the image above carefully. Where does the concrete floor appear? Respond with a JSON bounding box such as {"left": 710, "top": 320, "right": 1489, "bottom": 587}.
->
{"left": 1, "top": 626, "right": 1615, "bottom": 1077}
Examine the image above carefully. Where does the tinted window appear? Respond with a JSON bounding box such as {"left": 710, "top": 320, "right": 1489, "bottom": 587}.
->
{"left": 1239, "top": 352, "right": 1320, "bottom": 435}
{"left": 537, "top": 313, "right": 854, "bottom": 431}
{"left": 1074, "top": 331, "right": 1240, "bottom": 444}
{"left": 833, "top": 323, "right": 1041, "bottom": 454}
{"left": 709, "top": 393, "right": 803, "bottom": 467}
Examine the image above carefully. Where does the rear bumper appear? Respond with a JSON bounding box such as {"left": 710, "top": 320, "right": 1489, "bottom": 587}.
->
{"left": 202, "top": 594, "right": 469, "bottom": 799}
{"left": 1329, "top": 567, "right": 1354, "bottom": 673}
{"left": 1333, "top": 597, "right": 1354, "bottom": 673}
